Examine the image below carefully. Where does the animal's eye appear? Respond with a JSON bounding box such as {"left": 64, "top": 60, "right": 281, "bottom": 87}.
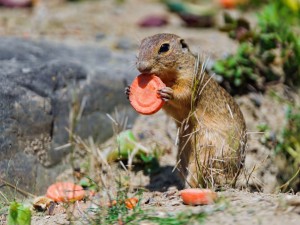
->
{"left": 158, "top": 43, "right": 170, "bottom": 54}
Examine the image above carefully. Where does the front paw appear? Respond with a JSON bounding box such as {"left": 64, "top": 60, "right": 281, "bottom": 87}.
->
{"left": 158, "top": 87, "right": 174, "bottom": 102}
{"left": 125, "top": 86, "right": 130, "bottom": 99}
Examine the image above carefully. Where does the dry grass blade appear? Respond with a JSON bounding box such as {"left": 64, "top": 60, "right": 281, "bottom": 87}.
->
{"left": 279, "top": 167, "right": 300, "bottom": 192}
{"left": 0, "top": 190, "right": 9, "bottom": 204}
{"left": 0, "top": 178, "right": 36, "bottom": 198}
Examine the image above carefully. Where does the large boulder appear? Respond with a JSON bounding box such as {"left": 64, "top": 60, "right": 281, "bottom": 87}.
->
{"left": 0, "top": 37, "right": 137, "bottom": 195}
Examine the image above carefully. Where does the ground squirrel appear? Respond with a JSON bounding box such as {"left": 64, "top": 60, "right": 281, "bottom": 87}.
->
{"left": 127, "top": 33, "right": 247, "bottom": 188}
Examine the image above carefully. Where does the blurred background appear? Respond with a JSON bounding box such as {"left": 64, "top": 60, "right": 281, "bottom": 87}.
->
{"left": 0, "top": 0, "right": 271, "bottom": 51}
{"left": 0, "top": 0, "right": 300, "bottom": 224}
{"left": 0, "top": 0, "right": 300, "bottom": 204}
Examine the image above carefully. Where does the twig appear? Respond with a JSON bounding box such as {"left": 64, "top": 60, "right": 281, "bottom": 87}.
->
{"left": 75, "top": 200, "right": 92, "bottom": 223}
{"left": 76, "top": 96, "right": 87, "bottom": 121}
{"left": 126, "top": 138, "right": 150, "bottom": 154}
{"left": 99, "top": 173, "right": 113, "bottom": 203}
{"left": 54, "top": 143, "right": 72, "bottom": 151}
{"left": 106, "top": 113, "right": 118, "bottom": 126}
{"left": 172, "top": 159, "right": 181, "bottom": 173}
{"left": 279, "top": 167, "right": 300, "bottom": 192}
{"left": 0, "top": 190, "right": 10, "bottom": 204}
{"left": 119, "top": 161, "right": 128, "bottom": 172}
{"left": 127, "top": 147, "right": 139, "bottom": 170}
{"left": 0, "top": 178, "right": 36, "bottom": 198}
{"left": 186, "top": 167, "right": 201, "bottom": 188}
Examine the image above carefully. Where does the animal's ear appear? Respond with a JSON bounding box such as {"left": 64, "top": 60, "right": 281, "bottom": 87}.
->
{"left": 180, "top": 39, "right": 189, "bottom": 53}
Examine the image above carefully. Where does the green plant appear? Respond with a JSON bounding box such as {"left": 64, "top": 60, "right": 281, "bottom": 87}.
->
{"left": 213, "top": 43, "right": 259, "bottom": 94}
{"left": 138, "top": 152, "right": 160, "bottom": 174}
{"left": 275, "top": 105, "right": 300, "bottom": 190}
{"left": 93, "top": 194, "right": 208, "bottom": 225}
{"left": 213, "top": 0, "right": 300, "bottom": 95}
{"left": 257, "top": 93, "right": 300, "bottom": 191}
{"left": 7, "top": 202, "right": 31, "bottom": 225}
{"left": 98, "top": 187, "right": 141, "bottom": 224}
{"left": 257, "top": 123, "right": 277, "bottom": 149}
{"left": 240, "top": 0, "right": 271, "bottom": 9}
{"left": 135, "top": 211, "right": 207, "bottom": 225}
{"left": 0, "top": 197, "right": 9, "bottom": 223}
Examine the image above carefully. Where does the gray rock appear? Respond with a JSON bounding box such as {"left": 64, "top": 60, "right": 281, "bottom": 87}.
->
{"left": 115, "top": 37, "right": 137, "bottom": 50}
{"left": 0, "top": 37, "right": 138, "bottom": 195}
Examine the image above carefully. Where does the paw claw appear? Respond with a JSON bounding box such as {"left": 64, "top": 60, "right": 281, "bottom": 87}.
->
{"left": 125, "top": 86, "right": 131, "bottom": 99}
{"left": 158, "top": 87, "right": 174, "bottom": 100}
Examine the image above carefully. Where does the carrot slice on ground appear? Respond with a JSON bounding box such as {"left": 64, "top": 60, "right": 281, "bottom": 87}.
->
{"left": 107, "top": 197, "right": 138, "bottom": 209}
{"left": 124, "top": 197, "right": 139, "bottom": 210}
{"left": 180, "top": 188, "right": 217, "bottom": 205}
{"left": 129, "top": 74, "right": 166, "bottom": 115}
{"left": 46, "top": 182, "right": 85, "bottom": 202}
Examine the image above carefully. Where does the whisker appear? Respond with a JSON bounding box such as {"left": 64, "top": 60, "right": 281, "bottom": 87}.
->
{"left": 133, "top": 33, "right": 142, "bottom": 45}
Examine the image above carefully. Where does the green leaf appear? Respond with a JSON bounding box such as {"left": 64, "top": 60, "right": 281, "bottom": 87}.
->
{"left": 8, "top": 202, "right": 31, "bottom": 225}
{"left": 236, "top": 67, "right": 242, "bottom": 78}
{"left": 234, "top": 78, "right": 242, "bottom": 86}
{"left": 107, "top": 130, "right": 138, "bottom": 161}
{"left": 117, "top": 130, "right": 136, "bottom": 154}
{"left": 224, "top": 12, "right": 234, "bottom": 24}
{"left": 212, "top": 62, "right": 226, "bottom": 74}
{"left": 227, "top": 57, "right": 237, "bottom": 68}
{"left": 164, "top": 1, "right": 188, "bottom": 13}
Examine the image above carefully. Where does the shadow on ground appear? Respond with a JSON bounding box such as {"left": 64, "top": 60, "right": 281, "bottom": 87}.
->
{"left": 145, "top": 165, "right": 184, "bottom": 192}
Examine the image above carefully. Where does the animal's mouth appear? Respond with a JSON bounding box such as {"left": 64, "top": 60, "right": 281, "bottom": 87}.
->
{"left": 136, "top": 66, "right": 169, "bottom": 84}
{"left": 145, "top": 71, "right": 163, "bottom": 79}
{"left": 138, "top": 71, "right": 168, "bottom": 85}
{"left": 138, "top": 69, "right": 160, "bottom": 77}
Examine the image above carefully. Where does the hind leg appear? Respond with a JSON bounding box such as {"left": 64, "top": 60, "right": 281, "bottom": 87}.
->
{"left": 184, "top": 145, "right": 217, "bottom": 188}
{"left": 176, "top": 133, "right": 193, "bottom": 188}
{"left": 176, "top": 135, "right": 210, "bottom": 188}
{"left": 185, "top": 162, "right": 201, "bottom": 188}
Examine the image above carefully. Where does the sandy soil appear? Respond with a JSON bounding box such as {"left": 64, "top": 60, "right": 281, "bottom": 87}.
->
{"left": 0, "top": 0, "right": 300, "bottom": 224}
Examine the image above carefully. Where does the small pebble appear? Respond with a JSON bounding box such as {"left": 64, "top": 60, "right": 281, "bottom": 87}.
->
{"left": 95, "top": 33, "right": 106, "bottom": 41}
{"left": 115, "top": 37, "right": 135, "bottom": 50}
{"left": 138, "top": 15, "right": 168, "bottom": 27}
{"left": 22, "top": 68, "right": 31, "bottom": 73}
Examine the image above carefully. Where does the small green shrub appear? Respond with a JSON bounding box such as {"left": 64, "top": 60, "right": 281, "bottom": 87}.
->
{"left": 7, "top": 202, "right": 31, "bottom": 225}
{"left": 275, "top": 105, "right": 300, "bottom": 190}
{"left": 258, "top": 96, "right": 300, "bottom": 191}
{"left": 213, "top": 1, "right": 300, "bottom": 95}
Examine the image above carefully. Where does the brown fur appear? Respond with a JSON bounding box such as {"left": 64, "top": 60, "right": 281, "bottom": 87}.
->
{"left": 136, "top": 33, "right": 247, "bottom": 188}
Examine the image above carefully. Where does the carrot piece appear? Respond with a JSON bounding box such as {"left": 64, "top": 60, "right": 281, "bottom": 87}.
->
{"left": 107, "top": 197, "right": 138, "bottom": 209}
{"left": 124, "top": 197, "right": 139, "bottom": 210}
{"left": 107, "top": 200, "right": 117, "bottom": 207}
{"left": 46, "top": 182, "right": 85, "bottom": 202}
{"left": 219, "top": 0, "right": 238, "bottom": 9}
{"left": 180, "top": 188, "right": 217, "bottom": 205}
{"left": 129, "top": 74, "right": 166, "bottom": 115}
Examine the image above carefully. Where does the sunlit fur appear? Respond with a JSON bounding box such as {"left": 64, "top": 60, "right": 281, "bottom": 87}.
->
{"left": 137, "top": 33, "right": 247, "bottom": 188}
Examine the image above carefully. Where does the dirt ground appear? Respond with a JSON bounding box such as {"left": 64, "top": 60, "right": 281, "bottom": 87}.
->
{"left": 1, "top": 0, "right": 300, "bottom": 224}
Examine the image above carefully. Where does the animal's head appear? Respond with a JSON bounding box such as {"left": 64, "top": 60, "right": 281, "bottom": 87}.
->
{"left": 136, "top": 33, "right": 194, "bottom": 81}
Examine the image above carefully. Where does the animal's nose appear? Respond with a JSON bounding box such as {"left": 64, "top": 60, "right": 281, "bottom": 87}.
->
{"left": 137, "top": 61, "right": 152, "bottom": 73}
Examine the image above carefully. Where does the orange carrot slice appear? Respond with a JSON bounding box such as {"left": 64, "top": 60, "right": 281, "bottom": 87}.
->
{"left": 107, "top": 197, "right": 138, "bottom": 209}
{"left": 107, "top": 200, "right": 117, "bottom": 207}
{"left": 124, "top": 197, "right": 139, "bottom": 210}
{"left": 180, "top": 188, "right": 217, "bottom": 205}
{"left": 129, "top": 74, "right": 166, "bottom": 115}
{"left": 46, "top": 182, "right": 85, "bottom": 202}
{"left": 219, "top": 0, "right": 237, "bottom": 8}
